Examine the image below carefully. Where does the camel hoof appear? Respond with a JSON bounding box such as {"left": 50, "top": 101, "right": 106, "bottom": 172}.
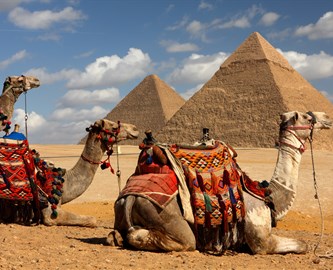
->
{"left": 106, "top": 230, "right": 123, "bottom": 247}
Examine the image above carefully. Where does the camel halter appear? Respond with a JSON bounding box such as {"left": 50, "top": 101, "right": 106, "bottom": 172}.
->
{"left": 278, "top": 113, "right": 315, "bottom": 153}
{"left": 81, "top": 121, "right": 122, "bottom": 192}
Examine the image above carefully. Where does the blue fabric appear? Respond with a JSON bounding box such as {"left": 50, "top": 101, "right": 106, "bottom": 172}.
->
{"left": 3, "top": 131, "right": 27, "bottom": 140}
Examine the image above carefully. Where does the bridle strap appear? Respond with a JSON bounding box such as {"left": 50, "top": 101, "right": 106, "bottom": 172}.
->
{"left": 80, "top": 154, "right": 102, "bottom": 165}
{"left": 81, "top": 120, "right": 121, "bottom": 175}
{"left": 279, "top": 124, "right": 314, "bottom": 153}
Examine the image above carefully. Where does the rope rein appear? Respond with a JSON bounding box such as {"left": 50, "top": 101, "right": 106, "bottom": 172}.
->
{"left": 309, "top": 137, "right": 333, "bottom": 259}
{"left": 24, "top": 91, "right": 28, "bottom": 140}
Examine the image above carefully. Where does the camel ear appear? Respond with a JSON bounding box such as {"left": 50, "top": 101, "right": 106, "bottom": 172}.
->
{"left": 101, "top": 119, "right": 105, "bottom": 128}
{"left": 280, "top": 111, "right": 297, "bottom": 123}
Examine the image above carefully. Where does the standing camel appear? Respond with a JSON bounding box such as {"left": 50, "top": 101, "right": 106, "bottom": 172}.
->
{"left": 107, "top": 111, "right": 332, "bottom": 254}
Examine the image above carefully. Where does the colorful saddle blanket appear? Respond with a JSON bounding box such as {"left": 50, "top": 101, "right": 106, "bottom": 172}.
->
{"left": 119, "top": 171, "right": 178, "bottom": 208}
{"left": 119, "top": 145, "right": 178, "bottom": 208}
{"left": 0, "top": 138, "right": 35, "bottom": 201}
{"left": 170, "top": 142, "right": 245, "bottom": 228}
{"left": 0, "top": 138, "right": 64, "bottom": 218}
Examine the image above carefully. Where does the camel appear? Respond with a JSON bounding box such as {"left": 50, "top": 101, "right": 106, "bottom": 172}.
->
{"left": 0, "top": 118, "right": 139, "bottom": 227}
{"left": 40, "top": 119, "right": 139, "bottom": 226}
{"left": 107, "top": 111, "right": 332, "bottom": 254}
{"left": 0, "top": 76, "right": 140, "bottom": 227}
{"left": 1, "top": 75, "right": 40, "bottom": 122}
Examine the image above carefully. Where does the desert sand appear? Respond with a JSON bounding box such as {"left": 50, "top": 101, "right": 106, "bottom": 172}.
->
{"left": 1, "top": 144, "right": 332, "bottom": 270}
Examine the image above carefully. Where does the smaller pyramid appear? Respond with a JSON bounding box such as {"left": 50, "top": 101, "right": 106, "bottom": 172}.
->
{"left": 79, "top": 74, "right": 185, "bottom": 145}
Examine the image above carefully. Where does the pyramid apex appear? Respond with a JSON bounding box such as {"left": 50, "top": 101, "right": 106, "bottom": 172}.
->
{"left": 222, "top": 31, "right": 293, "bottom": 70}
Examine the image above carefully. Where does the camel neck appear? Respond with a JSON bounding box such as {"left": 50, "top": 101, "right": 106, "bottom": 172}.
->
{"left": 269, "top": 145, "right": 303, "bottom": 219}
{"left": 60, "top": 137, "right": 106, "bottom": 203}
{"left": 0, "top": 88, "right": 17, "bottom": 119}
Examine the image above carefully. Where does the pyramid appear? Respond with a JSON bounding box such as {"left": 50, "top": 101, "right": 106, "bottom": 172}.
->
{"left": 156, "top": 32, "right": 333, "bottom": 150}
{"left": 80, "top": 74, "right": 185, "bottom": 145}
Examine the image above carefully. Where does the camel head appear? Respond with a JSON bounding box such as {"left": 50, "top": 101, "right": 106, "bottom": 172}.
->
{"left": 86, "top": 119, "right": 139, "bottom": 146}
{"left": 279, "top": 111, "right": 332, "bottom": 152}
{"left": 2, "top": 75, "right": 40, "bottom": 97}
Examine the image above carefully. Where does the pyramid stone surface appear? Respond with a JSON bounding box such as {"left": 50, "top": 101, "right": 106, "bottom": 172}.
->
{"left": 80, "top": 74, "right": 185, "bottom": 145}
{"left": 156, "top": 32, "right": 333, "bottom": 150}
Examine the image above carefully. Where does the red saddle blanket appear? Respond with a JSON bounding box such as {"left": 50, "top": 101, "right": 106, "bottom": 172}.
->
{"left": 119, "top": 170, "right": 178, "bottom": 208}
{"left": 0, "top": 139, "right": 35, "bottom": 201}
{"left": 170, "top": 142, "right": 245, "bottom": 228}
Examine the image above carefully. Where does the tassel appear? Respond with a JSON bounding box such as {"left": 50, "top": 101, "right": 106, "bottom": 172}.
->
{"left": 229, "top": 187, "right": 237, "bottom": 204}
{"left": 203, "top": 192, "right": 212, "bottom": 212}
{"left": 109, "top": 165, "right": 114, "bottom": 174}
{"left": 211, "top": 172, "right": 219, "bottom": 194}
{"left": 223, "top": 170, "right": 230, "bottom": 186}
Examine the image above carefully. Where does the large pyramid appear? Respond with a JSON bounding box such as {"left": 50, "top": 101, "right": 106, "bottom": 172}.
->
{"left": 80, "top": 74, "right": 185, "bottom": 145}
{"left": 156, "top": 32, "right": 333, "bottom": 150}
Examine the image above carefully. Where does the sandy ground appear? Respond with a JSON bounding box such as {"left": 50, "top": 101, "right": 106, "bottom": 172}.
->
{"left": 1, "top": 145, "right": 333, "bottom": 270}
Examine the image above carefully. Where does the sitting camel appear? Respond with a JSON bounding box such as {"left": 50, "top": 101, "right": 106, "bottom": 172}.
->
{"left": 0, "top": 119, "right": 139, "bottom": 227}
{"left": 0, "top": 75, "right": 139, "bottom": 226}
{"left": 107, "top": 111, "right": 332, "bottom": 254}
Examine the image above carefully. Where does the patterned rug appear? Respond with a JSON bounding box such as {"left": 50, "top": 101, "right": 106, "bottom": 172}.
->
{"left": 170, "top": 142, "right": 245, "bottom": 228}
{"left": 0, "top": 138, "right": 35, "bottom": 201}
{"left": 0, "top": 138, "right": 65, "bottom": 222}
{"left": 119, "top": 171, "right": 178, "bottom": 208}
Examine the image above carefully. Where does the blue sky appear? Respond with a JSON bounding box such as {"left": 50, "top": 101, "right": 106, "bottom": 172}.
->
{"left": 0, "top": 0, "right": 332, "bottom": 144}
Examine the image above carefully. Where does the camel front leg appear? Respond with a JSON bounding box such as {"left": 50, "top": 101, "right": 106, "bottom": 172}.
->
{"left": 108, "top": 196, "right": 195, "bottom": 251}
{"left": 244, "top": 205, "right": 308, "bottom": 254}
{"left": 41, "top": 205, "right": 97, "bottom": 227}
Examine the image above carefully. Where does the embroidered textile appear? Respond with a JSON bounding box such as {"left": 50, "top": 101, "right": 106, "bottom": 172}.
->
{"left": 0, "top": 139, "right": 34, "bottom": 201}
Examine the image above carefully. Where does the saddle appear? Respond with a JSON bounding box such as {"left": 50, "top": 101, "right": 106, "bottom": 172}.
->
{"left": 0, "top": 138, "right": 65, "bottom": 224}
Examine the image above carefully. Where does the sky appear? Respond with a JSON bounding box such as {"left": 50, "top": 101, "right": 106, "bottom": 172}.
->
{"left": 0, "top": 0, "right": 332, "bottom": 144}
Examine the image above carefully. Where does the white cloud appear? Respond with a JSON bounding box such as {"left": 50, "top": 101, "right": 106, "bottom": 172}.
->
{"left": 186, "top": 20, "right": 206, "bottom": 38}
{"left": 11, "top": 108, "right": 101, "bottom": 144}
{"left": 66, "top": 48, "right": 152, "bottom": 89}
{"left": 24, "top": 67, "right": 80, "bottom": 84}
{"left": 321, "top": 91, "right": 333, "bottom": 103}
{"left": 185, "top": 19, "right": 222, "bottom": 42}
{"left": 32, "top": 119, "right": 91, "bottom": 144}
{"left": 74, "top": 50, "right": 95, "bottom": 59}
{"left": 218, "top": 4, "right": 263, "bottom": 29}
{"left": 59, "top": 88, "right": 120, "bottom": 107}
{"left": 259, "top": 12, "right": 280, "bottom": 26}
{"left": 181, "top": 83, "right": 204, "bottom": 100}
{"left": 50, "top": 106, "right": 108, "bottom": 122}
{"left": 8, "top": 6, "right": 86, "bottom": 30}
{"left": 218, "top": 16, "right": 251, "bottom": 29}
{"left": 12, "top": 108, "right": 47, "bottom": 135}
{"left": 167, "top": 52, "right": 229, "bottom": 85}
{"left": 295, "top": 11, "right": 333, "bottom": 40}
{"left": 198, "top": 1, "right": 213, "bottom": 11}
{"left": 166, "top": 16, "right": 189, "bottom": 31}
{"left": 278, "top": 49, "right": 333, "bottom": 80}
{"left": 0, "top": 50, "right": 28, "bottom": 69}
{"left": 160, "top": 40, "right": 199, "bottom": 53}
